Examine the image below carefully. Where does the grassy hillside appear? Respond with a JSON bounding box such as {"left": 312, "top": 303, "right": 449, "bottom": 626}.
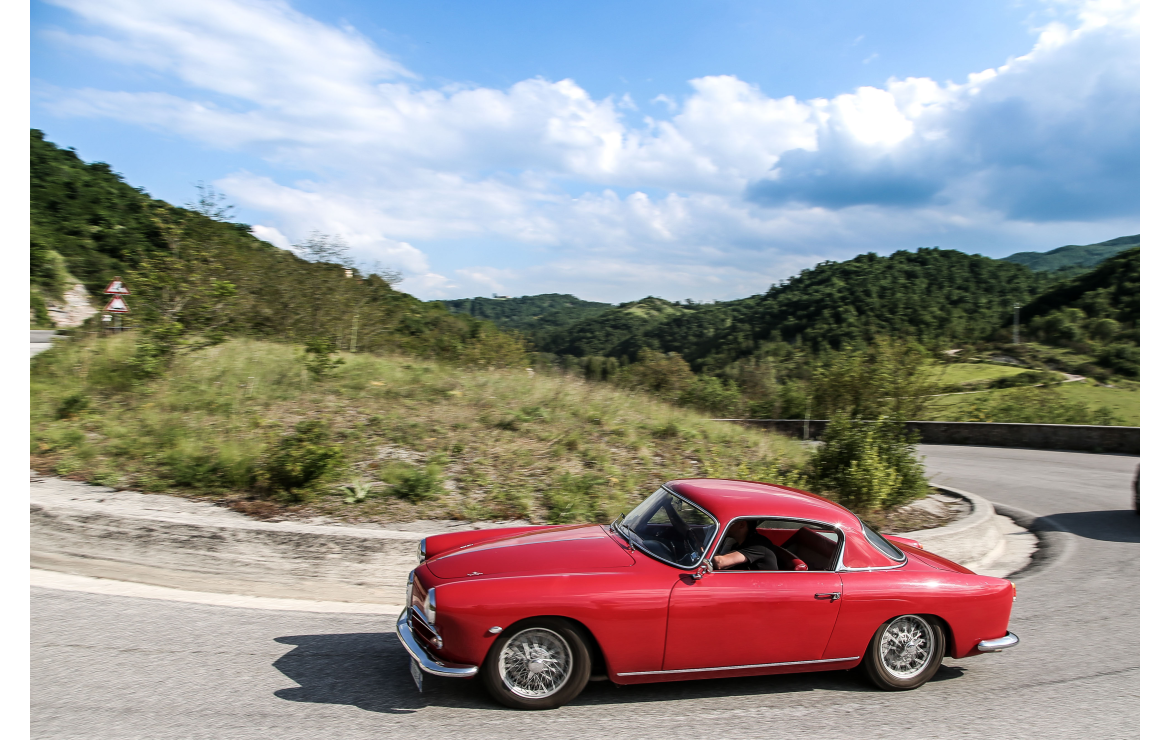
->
{"left": 927, "top": 380, "right": 1138, "bottom": 426}
{"left": 1001, "top": 235, "right": 1139, "bottom": 278}
{"left": 30, "top": 334, "right": 806, "bottom": 523}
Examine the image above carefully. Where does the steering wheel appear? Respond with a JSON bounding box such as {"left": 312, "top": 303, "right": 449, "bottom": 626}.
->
{"left": 662, "top": 503, "right": 704, "bottom": 559}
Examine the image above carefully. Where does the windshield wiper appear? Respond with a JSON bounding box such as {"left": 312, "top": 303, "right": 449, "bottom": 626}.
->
{"left": 611, "top": 513, "right": 631, "bottom": 544}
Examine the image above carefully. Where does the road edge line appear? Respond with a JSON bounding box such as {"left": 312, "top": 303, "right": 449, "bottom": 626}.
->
{"left": 30, "top": 569, "right": 403, "bottom": 614}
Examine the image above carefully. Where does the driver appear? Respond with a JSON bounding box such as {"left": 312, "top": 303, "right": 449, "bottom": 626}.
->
{"left": 712, "top": 519, "right": 781, "bottom": 571}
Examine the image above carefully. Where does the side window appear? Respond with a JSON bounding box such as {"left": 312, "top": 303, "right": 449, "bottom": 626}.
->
{"left": 755, "top": 519, "right": 840, "bottom": 571}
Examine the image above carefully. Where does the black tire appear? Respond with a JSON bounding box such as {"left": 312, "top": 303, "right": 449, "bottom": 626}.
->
{"left": 481, "top": 617, "right": 592, "bottom": 710}
{"left": 862, "top": 615, "right": 945, "bottom": 691}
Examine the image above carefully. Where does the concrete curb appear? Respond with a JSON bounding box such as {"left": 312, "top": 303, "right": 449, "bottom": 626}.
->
{"left": 33, "top": 479, "right": 1019, "bottom": 611}
{"left": 903, "top": 485, "right": 1005, "bottom": 570}
{"left": 31, "top": 496, "right": 425, "bottom": 604}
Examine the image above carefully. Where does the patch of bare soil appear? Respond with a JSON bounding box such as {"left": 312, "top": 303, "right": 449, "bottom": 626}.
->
{"left": 864, "top": 490, "right": 971, "bottom": 534}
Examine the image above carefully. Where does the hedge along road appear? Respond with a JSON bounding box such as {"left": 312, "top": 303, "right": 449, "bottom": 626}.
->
{"left": 31, "top": 445, "right": 1139, "bottom": 740}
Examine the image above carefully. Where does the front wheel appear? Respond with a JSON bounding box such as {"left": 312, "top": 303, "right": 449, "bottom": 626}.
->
{"left": 482, "top": 617, "right": 592, "bottom": 710}
{"left": 862, "top": 614, "right": 944, "bottom": 690}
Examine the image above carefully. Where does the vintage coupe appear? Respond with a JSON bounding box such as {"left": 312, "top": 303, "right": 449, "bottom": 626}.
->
{"left": 397, "top": 479, "right": 1019, "bottom": 709}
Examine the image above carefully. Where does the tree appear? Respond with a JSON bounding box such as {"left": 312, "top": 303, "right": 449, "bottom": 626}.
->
{"left": 809, "top": 337, "right": 943, "bottom": 420}
{"left": 804, "top": 414, "right": 930, "bottom": 513}
{"left": 126, "top": 204, "right": 238, "bottom": 378}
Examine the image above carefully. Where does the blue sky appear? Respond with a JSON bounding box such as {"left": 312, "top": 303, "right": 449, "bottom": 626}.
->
{"left": 31, "top": 0, "right": 1139, "bottom": 302}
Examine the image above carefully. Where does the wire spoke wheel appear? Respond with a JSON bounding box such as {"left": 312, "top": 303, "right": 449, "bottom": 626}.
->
{"left": 498, "top": 628, "right": 573, "bottom": 699}
{"left": 879, "top": 615, "right": 934, "bottom": 679}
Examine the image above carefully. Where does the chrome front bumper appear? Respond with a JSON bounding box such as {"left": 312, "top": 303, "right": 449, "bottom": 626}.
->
{"left": 977, "top": 631, "right": 1020, "bottom": 652}
{"left": 395, "top": 607, "right": 479, "bottom": 678}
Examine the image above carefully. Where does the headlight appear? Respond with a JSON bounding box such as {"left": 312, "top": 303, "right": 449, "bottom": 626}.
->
{"left": 424, "top": 587, "right": 437, "bottom": 624}
{"left": 405, "top": 571, "right": 414, "bottom": 607}
{"left": 417, "top": 538, "right": 427, "bottom": 563}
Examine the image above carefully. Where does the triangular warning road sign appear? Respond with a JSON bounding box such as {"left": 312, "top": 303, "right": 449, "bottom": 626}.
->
{"left": 104, "top": 295, "right": 130, "bottom": 313}
{"left": 103, "top": 278, "right": 131, "bottom": 295}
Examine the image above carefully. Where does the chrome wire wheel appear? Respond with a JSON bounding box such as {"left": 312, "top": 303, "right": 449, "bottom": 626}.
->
{"left": 498, "top": 628, "right": 573, "bottom": 699}
{"left": 879, "top": 615, "right": 934, "bottom": 679}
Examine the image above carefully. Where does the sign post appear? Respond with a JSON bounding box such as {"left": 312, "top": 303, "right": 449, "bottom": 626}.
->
{"left": 103, "top": 277, "right": 130, "bottom": 332}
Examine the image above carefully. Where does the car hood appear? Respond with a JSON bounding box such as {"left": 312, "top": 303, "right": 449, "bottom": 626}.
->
{"left": 424, "top": 524, "right": 636, "bottom": 579}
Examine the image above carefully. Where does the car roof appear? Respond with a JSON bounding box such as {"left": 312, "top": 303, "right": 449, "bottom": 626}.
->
{"left": 665, "top": 479, "right": 858, "bottom": 527}
{"left": 663, "top": 479, "right": 911, "bottom": 570}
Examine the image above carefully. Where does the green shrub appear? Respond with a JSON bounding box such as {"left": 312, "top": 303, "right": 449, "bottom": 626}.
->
{"left": 30, "top": 290, "right": 53, "bottom": 328}
{"left": 55, "top": 393, "right": 89, "bottom": 420}
{"left": 679, "top": 375, "right": 742, "bottom": 416}
{"left": 805, "top": 415, "right": 930, "bottom": 512}
{"left": 381, "top": 458, "right": 446, "bottom": 503}
{"left": 302, "top": 339, "right": 345, "bottom": 381}
{"left": 264, "top": 420, "right": 344, "bottom": 496}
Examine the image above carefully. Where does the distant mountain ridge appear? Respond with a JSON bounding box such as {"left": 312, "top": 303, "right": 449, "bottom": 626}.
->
{"left": 1000, "top": 235, "right": 1139, "bottom": 276}
{"left": 440, "top": 293, "right": 613, "bottom": 340}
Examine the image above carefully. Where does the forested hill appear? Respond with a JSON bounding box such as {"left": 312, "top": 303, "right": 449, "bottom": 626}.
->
{"left": 1016, "top": 247, "right": 1140, "bottom": 376}
{"left": 28, "top": 129, "right": 526, "bottom": 365}
{"left": 31, "top": 129, "right": 171, "bottom": 295}
{"left": 534, "top": 249, "right": 1049, "bottom": 370}
{"left": 441, "top": 294, "right": 612, "bottom": 339}
{"left": 1001, "top": 235, "right": 1139, "bottom": 278}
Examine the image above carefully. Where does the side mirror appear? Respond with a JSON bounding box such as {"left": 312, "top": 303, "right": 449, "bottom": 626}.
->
{"left": 694, "top": 559, "right": 714, "bottom": 579}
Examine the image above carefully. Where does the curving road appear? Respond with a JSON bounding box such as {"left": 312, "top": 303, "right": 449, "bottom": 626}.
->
{"left": 31, "top": 445, "right": 1139, "bottom": 739}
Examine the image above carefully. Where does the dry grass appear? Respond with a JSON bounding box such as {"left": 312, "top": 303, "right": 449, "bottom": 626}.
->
{"left": 31, "top": 334, "right": 806, "bottom": 524}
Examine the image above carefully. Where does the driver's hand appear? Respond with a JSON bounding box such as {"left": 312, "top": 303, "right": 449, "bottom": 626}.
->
{"left": 713, "top": 551, "right": 747, "bottom": 570}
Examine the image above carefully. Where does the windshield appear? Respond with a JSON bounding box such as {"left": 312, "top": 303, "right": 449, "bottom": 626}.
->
{"left": 619, "top": 487, "right": 718, "bottom": 567}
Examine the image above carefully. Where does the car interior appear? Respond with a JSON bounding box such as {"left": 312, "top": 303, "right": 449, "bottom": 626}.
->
{"left": 714, "top": 518, "right": 840, "bottom": 571}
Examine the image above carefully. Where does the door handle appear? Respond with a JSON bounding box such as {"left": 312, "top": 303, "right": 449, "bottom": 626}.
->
{"left": 814, "top": 592, "right": 841, "bottom": 601}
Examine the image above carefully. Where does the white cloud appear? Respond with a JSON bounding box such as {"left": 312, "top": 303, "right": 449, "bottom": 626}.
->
{"left": 248, "top": 224, "right": 292, "bottom": 250}
{"left": 38, "top": 0, "right": 1139, "bottom": 301}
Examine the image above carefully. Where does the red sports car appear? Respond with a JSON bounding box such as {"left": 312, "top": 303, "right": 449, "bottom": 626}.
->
{"left": 397, "top": 479, "right": 1019, "bottom": 709}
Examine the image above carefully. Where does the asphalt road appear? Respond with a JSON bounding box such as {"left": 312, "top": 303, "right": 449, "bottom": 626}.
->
{"left": 30, "top": 330, "right": 56, "bottom": 357}
{"left": 32, "top": 445, "right": 1139, "bottom": 739}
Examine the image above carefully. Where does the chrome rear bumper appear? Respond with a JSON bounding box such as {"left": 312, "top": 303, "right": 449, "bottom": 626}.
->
{"left": 977, "top": 631, "right": 1020, "bottom": 652}
{"left": 395, "top": 608, "right": 478, "bottom": 678}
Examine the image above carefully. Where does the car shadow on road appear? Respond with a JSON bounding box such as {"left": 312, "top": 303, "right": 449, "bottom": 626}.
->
{"left": 272, "top": 632, "right": 495, "bottom": 714}
{"left": 1042, "top": 510, "right": 1139, "bottom": 543}
{"left": 272, "top": 633, "right": 968, "bottom": 713}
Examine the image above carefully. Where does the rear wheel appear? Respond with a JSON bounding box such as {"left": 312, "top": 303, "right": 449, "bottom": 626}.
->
{"left": 862, "top": 615, "right": 944, "bottom": 690}
{"left": 482, "top": 617, "right": 592, "bottom": 710}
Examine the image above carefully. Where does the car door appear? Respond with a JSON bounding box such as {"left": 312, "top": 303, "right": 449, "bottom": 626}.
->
{"left": 661, "top": 528, "right": 844, "bottom": 671}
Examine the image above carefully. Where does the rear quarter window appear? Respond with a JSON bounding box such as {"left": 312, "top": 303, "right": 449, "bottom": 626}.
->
{"left": 861, "top": 521, "right": 906, "bottom": 562}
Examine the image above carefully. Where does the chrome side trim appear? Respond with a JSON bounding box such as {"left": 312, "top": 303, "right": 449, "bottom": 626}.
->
{"left": 977, "top": 631, "right": 1020, "bottom": 652}
{"left": 836, "top": 562, "right": 908, "bottom": 573}
{"left": 616, "top": 655, "right": 860, "bottom": 677}
{"left": 395, "top": 608, "right": 478, "bottom": 678}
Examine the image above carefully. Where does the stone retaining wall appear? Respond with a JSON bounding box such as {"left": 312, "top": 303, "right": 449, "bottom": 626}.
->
{"left": 718, "top": 419, "right": 1139, "bottom": 454}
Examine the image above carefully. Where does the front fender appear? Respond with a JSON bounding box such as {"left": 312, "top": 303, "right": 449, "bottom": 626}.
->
{"left": 420, "top": 566, "right": 678, "bottom": 674}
